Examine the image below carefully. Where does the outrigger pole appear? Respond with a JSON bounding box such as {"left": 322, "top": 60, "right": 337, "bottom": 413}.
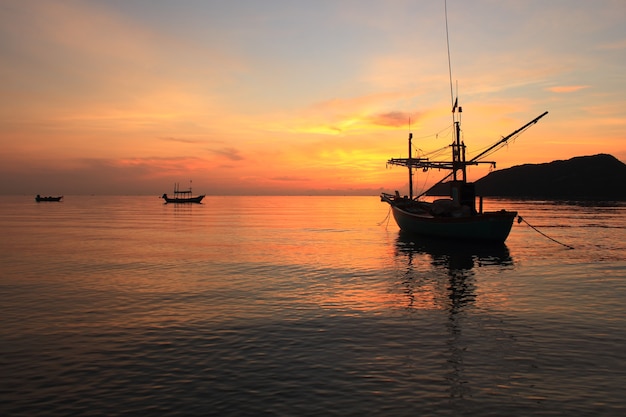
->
{"left": 415, "top": 110, "right": 549, "bottom": 199}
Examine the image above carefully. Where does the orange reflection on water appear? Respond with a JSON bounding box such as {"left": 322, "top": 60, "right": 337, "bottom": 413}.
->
{"left": 315, "top": 280, "right": 443, "bottom": 314}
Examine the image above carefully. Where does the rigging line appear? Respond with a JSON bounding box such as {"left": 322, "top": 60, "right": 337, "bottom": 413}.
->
{"left": 517, "top": 215, "right": 575, "bottom": 249}
{"left": 378, "top": 206, "right": 392, "bottom": 228}
{"left": 470, "top": 131, "right": 522, "bottom": 156}
{"left": 469, "top": 134, "right": 520, "bottom": 161}
{"left": 412, "top": 123, "right": 454, "bottom": 141}
{"left": 422, "top": 145, "right": 452, "bottom": 157}
{"left": 445, "top": 0, "right": 454, "bottom": 109}
{"left": 415, "top": 111, "right": 548, "bottom": 199}
{"left": 416, "top": 167, "right": 432, "bottom": 197}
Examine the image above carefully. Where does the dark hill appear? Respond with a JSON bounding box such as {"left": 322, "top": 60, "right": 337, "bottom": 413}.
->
{"left": 472, "top": 154, "right": 626, "bottom": 200}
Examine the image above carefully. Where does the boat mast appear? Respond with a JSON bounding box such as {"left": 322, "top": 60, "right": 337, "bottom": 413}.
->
{"left": 408, "top": 132, "right": 414, "bottom": 199}
{"left": 446, "top": 0, "right": 466, "bottom": 184}
{"left": 386, "top": 1, "right": 548, "bottom": 201}
{"left": 451, "top": 102, "right": 466, "bottom": 183}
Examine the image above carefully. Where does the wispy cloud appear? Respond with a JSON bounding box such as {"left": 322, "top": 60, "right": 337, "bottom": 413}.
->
{"left": 270, "top": 176, "right": 311, "bottom": 182}
{"left": 1, "top": 1, "right": 624, "bottom": 195}
{"left": 264, "top": 91, "right": 424, "bottom": 135}
{"left": 159, "top": 136, "right": 200, "bottom": 144}
{"left": 368, "top": 111, "right": 414, "bottom": 127}
{"left": 597, "top": 39, "right": 626, "bottom": 50}
{"left": 545, "top": 85, "right": 591, "bottom": 93}
{"left": 209, "top": 147, "right": 245, "bottom": 161}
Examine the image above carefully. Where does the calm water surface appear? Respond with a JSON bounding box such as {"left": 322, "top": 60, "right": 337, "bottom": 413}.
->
{"left": 1, "top": 196, "right": 625, "bottom": 416}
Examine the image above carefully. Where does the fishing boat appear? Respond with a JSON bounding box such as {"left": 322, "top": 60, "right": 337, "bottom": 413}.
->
{"left": 381, "top": 3, "right": 547, "bottom": 243}
{"left": 35, "top": 195, "right": 63, "bottom": 202}
{"left": 162, "top": 182, "right": 205, "bottom": 204}
{"left": 381, "top": 111, "right": 547, "bottom": 243}
{"left": 381, "top": 117, "right": 549, "bottom": 242}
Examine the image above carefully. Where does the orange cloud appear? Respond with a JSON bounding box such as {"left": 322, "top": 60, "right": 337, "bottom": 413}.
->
{"left": 368, "top": 111, "right": 415, "bottom": 127}
{"left": 270, "top": 176, "right": 311, "bottom": 182}
{"left": 545, "top": 85, "right": 590, "bottom": 93}
{"left": 208, "top": 147, "right": 245, "bottom": 161}
{"left": 159, "top": 137, "right": 202, "bottom": 144}
{"left": 262, "top": 91, "right": 428, "bottom": 136}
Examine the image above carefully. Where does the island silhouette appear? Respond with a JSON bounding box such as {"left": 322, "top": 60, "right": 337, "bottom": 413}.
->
{"left": 427, "top": 154, "right": 626, "bottom": 201}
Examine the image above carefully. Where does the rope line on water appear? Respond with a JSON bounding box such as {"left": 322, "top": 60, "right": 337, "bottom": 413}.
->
{"left": 517, "top": 215, "right": 575, "bottom": 249}
{"left": 378, "top": 206, "right": 392, "bottom": 228}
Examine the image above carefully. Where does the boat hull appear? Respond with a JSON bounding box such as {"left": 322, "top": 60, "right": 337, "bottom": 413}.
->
{"left": 390, "top": 206, "right": 516, "bottom": 243}
{"left": 35, "top": 196, "right": 63, "bottom": 202}
{"left": 162, "top": 195, "right": 205, "bottom": 204}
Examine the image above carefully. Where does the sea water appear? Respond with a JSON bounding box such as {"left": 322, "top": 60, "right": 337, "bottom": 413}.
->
{"left": 1, "top": 196, "right": 625, "bottom": 416}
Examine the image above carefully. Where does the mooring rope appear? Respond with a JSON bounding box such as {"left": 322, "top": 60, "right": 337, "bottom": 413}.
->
{"left": 378, "top": 206, "right": 392, "bottom": 228}
{"left": 517, "top": 215, "right": 575, "bottom": 249}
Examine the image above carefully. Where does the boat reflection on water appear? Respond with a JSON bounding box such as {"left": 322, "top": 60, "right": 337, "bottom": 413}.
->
{"left": 394, "top": 231, "right": 513, "bottom": 312}
{"left": 393, "top": 231, "right": 514, "bottom": 399}
{"left": 395, "top": 231, "right": 513, "bottom": 271}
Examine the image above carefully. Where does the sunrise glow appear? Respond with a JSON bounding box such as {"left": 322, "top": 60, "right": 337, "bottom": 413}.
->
{"left": 1, "top": 0, "right": 624, "bottom": 195}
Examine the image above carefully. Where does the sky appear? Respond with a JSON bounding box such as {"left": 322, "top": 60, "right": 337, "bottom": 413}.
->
{"left": 1, "top": 0, "right": 624, "bottom": 195}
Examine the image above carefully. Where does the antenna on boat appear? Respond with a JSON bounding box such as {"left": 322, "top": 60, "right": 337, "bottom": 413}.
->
{"left": 445, "top": 0, "right": 466, "bottom": 183}
{"left": 445, "top": 0, "right": 455, "bottom": 115}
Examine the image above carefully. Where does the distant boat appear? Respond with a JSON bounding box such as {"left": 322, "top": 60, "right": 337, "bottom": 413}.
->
{"left": 35, "top": 194, "right": 63, "bottom": 202}
{"left": 161, "top": 182, "right": 204, "bottom": 204}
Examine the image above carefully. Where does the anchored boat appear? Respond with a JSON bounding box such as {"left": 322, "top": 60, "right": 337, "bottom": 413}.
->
{"left": 162, "top": 182, "right": 204, "bottom": 204}
{"left": 381, "top": 109, "right": 548, "bottom": 242}
{"left": 381, "top": 2, "right": 547, "bottom": 242}
{"left": 35, "top": 195, "right": 63, "bottom": 202}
